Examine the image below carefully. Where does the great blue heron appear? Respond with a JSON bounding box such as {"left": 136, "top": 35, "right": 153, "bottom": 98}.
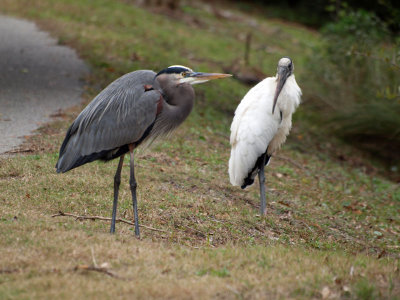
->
{"left": 229, "top": 57, "right": 302, "bottom": 215}
{"left": 56, "top": 65, "right": 231, "bottom": 237}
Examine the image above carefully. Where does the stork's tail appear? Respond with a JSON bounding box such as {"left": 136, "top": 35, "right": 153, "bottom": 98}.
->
{"left": 228, "top": 145, "right": 244, "bottom": 186}
{"left": 229, "top": 146, "right": 271, "bottom": 189}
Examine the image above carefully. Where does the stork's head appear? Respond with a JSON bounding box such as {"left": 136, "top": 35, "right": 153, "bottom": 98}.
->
{"left": 272, "top": 57, "right": 294, "bottom": 114}
{"left": 156, "top": 65, "right": 231, "bottom": 85}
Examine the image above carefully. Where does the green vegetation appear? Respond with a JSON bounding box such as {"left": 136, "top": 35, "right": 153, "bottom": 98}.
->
{"left": 250, "top": 0, "right": 400, "bottom": 32}
{"left": 0, "top": 0, "right": 399, "bottom": 298}
{"left": 305, "top": 7, "right": 400, "bottom": 170}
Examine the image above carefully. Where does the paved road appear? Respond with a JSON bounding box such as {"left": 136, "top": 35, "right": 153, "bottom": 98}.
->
{"left": 0, "top": 15, "right": 88, "bottom": 154}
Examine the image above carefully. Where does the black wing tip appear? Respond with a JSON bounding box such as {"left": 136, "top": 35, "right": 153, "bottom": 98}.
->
{"left": 241, "top": 178, "right": 254, "bottom": 189}
{"left": 55, "top": 163, "right": 68, "bottom": 173}
{"left": 56, "top": 146, "right": 130, "bottom": 174}
{"left": 241, "top": 151, "right": 272, "bottom": 189}
{"left": 55, "top": 159, "right": 67, "bottom": 173}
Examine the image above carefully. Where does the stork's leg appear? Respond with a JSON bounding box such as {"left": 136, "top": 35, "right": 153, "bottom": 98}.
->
{"left": 129, "top": 145, "right": 140, "bottom": 238}
{"left": 110, "top": 155, "right": 125, "bottom": 234}
{"left": 258, "top": 153, "right": 267, "bottom": 215}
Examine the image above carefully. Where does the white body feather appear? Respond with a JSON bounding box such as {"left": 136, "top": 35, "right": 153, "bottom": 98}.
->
{"left": 229, "top": 75, "right": 302, "bottom": 187}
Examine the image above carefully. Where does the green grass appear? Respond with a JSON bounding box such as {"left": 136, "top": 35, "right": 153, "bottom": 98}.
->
{"left": 0, "top": 0, "right": 399, "bottom": 298}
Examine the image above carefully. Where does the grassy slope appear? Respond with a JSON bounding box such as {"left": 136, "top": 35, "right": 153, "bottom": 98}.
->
{"left": 0, "top": 0, "right": 399, "bottom": 299}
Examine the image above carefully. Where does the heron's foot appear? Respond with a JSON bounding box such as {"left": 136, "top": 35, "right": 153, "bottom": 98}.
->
{"left": 134, "top": 229, "right": 140, "bottom": 239}
{"left": 133, "top": 220, "right": 140, "bottom": 239}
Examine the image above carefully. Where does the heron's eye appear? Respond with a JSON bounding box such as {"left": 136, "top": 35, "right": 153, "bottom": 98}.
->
{"left": 181, "top": 72, "right": 187, "bottom": 77}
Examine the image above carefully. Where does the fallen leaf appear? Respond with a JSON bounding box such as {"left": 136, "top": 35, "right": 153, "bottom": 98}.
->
{"left": 343, "top": 285, "right": 351, "bottom": 293}
{"left": 75, "top": 265, "right": 90, "bottom": 270}
{"left": 377, "top": 250, "right": 386, "bottom": 259}
{"left": 130, "top": 52, "right": 142, "bottom": 61}
{"left": 334, "top": 277, "right": 342, "bottom": 285}
{"left": 321, "top": 286, "right": 331, "bottom": 299}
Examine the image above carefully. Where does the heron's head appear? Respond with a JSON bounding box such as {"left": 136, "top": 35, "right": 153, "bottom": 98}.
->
{"left": 156, "top": 65, "right": 231, "bottom": 85}
{"left": 272, "top": 57, "right": 294, "bottom": 114}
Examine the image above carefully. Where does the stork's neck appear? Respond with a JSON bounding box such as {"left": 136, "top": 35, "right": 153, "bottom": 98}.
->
{"left": 275, "top": 75, "right": 301, "bottom": 113}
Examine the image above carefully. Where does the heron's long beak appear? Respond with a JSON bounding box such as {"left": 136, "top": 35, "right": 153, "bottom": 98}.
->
{"left": 185, "top": 72, "right": 232, "bottom": 85}
{"left": 272, "top": 67, "right": 290, "bottom": 114}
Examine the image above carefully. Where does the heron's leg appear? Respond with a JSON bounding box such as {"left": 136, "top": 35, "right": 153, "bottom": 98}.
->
{"left": 110, "top": 155, "right": 125, "bottom": 234}
{"left": 258, "top": 153, "right": 267, "bottom": 215}
{"left": 129, "top": 145, "right": 140, "bottom": 238}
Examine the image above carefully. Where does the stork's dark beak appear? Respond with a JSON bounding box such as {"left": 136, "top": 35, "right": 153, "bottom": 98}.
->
{"left": 272, "top": 66, "right": 290, "bottom": 114}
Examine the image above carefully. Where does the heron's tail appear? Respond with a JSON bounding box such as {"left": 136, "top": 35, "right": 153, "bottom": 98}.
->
{"left": 55, "top": 125, "right": 90, "bottom": 173}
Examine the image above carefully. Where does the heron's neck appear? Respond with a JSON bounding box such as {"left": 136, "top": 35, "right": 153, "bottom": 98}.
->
{"left": 157, "top": 79, "right": 195, "bottom": 124}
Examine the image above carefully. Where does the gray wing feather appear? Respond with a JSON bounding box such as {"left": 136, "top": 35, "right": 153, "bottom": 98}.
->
{"left": 58, "top": 70, "right": 160, "bottom": 171}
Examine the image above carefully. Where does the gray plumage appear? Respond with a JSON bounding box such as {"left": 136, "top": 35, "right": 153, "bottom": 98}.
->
{"left": 56, "top": 69, "right": 197, "bottom": 173}
{"left": 55, "top": 65, "right": 231, "bottom": 237}
{"left": 57, "top": 70, "right": 160, "bottom": 172}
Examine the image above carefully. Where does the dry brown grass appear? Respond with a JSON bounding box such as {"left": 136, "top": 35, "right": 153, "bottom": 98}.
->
{"left": 1, "top": 209, "right": 398, "bottom": 299}
{"left": 1, "top": 122, "right": 399, "bottom": 298}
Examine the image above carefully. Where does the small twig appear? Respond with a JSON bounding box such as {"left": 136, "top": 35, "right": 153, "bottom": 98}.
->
{"left": 226, "top": 285, "right": 241, "bottom": 297}
{"left": 186, "top": 244, "right": 202, "bottom": 249}
{"left": 73, "top": 265, "right": 124, "bottom": 279}
{"left": 183, "top": 225, "right": 206, "bottom": 238}
{"left": 274, "top": 155, "right": 304, "bottom": 170}
{"left": 244, "top": 32, "right": 252, "bottom": 66}
{"left": 208, "top": 216, "right": 225, "bottom": 224}
{"left": 328, "top": 227, "right": 367, "bottom": 247}
{"left": 300, "top": 220, "right": 314, "bottom": 233}
{"left": 90, "top": 247, "right": 97, "bottom": 268}
{"left": 0, "top": 268, "right": 19, "bottom": 274}
{"left": 1, "top": 265, "right": 127, "bottom": 280}
{"left": 52, "top": 211, "right": 169, "bottom": 233}
{"left": 4, "top": 148, "right": 34, "bottom": 154}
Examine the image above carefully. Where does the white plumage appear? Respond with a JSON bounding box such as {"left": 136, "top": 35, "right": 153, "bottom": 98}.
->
{"left": 229, "top": 59, "right": 302, "bottom": 188}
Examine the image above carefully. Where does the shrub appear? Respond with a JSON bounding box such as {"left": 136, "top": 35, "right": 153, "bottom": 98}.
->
{"left": 305, "top": 8, "right": 400, "bottom": 167}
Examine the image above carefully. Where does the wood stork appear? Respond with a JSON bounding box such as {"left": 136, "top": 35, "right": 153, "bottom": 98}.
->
{"left": 229, "top": 57, "right": 302, "bottom": 215}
